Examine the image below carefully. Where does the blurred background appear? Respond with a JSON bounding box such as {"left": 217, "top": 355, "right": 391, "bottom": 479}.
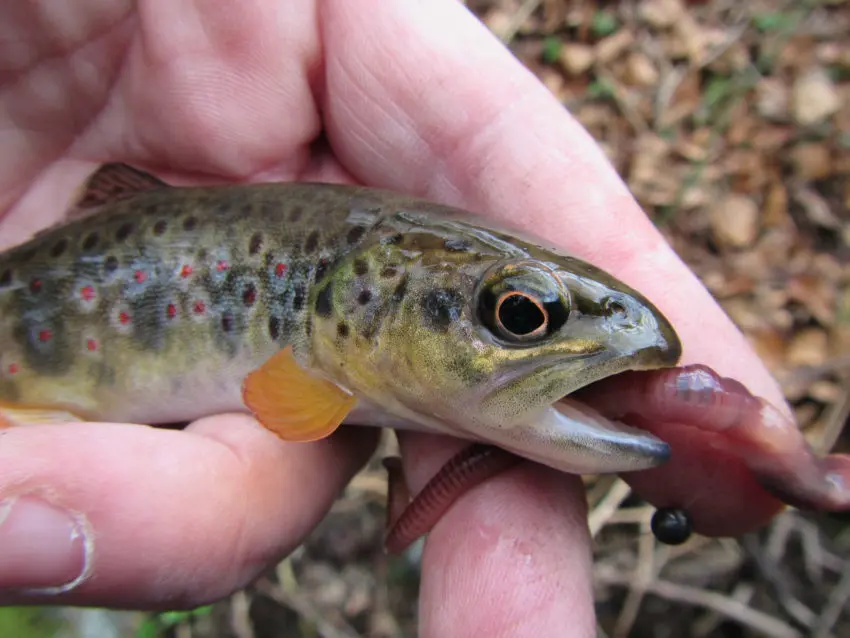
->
{"left": 4, "top": 0, "right": 848, "bottom": 636}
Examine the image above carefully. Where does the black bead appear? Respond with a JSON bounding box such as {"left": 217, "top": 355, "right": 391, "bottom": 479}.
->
{"left": 651, "top": 508, "right": 692, "bottom": 546}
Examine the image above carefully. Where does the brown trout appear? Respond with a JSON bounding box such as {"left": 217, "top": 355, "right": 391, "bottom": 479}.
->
{"left": 0, "top": 164, "right": 682, "bottom": 477}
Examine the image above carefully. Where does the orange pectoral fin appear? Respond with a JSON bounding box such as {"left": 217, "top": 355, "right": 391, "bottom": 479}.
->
{"left": 242, "top": 346, "right": 356, "bottom": 442}
{"left": 0, "top": 401, "right": 87, "bottom": 428}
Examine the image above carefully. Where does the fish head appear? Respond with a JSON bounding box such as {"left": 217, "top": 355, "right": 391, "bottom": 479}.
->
{"left": 310, "top": 212, "right": 682, "bottom": 474}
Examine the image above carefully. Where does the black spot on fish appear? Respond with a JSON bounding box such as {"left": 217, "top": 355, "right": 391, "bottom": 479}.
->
{"left": 152, "top": 219, "right": 168, "bottom": 236}
{"left": 268, "top": 316, "right": 281, "bottom": 340}
{"left": 315, "top": 259, "right": 331, "bottom": 282}
{"left": 357, "top": 290, "right": 372, "bottom": 305}
{"left": 288, "top": 206, "right": 303, "bottom": 222}
{"left": 50, "top": 239, "right": 68, "bottom": 258}
{"left": 183, "top": 216, "right": 198, "bottom": 232}
{"left": 116, "top": 222, "right": 134, "bottom": 242}
{"left": 315, "top": 285, "right": 333, "bottom": 318}
{"left": 304, "top": 231, "right": 319, "bottom": 254}
{"left": 82, "top": 233, "right": 99, "bottom": 251}
{"left": 347, "top": 225, "right": 366, "bottom": 245}
{"left": 104, "top": 255, "right": 119, "bottom": 274}
{"left": 144, "top": 204, "right": 158, "bottom": 216}
{"left": 249, "top": 232, "right": 263, "bottom": 255}
{"left": 197, "top": 248, "right": 208, "bottom": 261}
{"left": 392, "top": 275, "right": 409, "bottom": 304}
{"left": 422, "top": 288, "right": 464, "bottom": 332}
{"left": 240, "top": 202, "right": 252, "bottom": 218}
{"left": 380, "top": 266, "right": 398, "bottom": 279}
{"left": 444, "top": 238, "right": 472, "bottom": 252}
{"left": 337, "top": 322, "right": 350, "bottom": 338}
{"left": 0, "top": 269, "right": 11, "bottom": 287}
{"left": 293, "top": 285, "right": 306, "bottom": 311}
{"left": 353, "top": 259, "right": 369, "bottom": 276}
{"left": 221, "top": 311, "right": 235, "bottom": 334}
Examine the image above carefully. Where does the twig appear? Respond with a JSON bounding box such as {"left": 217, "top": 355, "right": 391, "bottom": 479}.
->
{"left": 813, "top": 377, "right": 850, "bottom": 455}
{"left": 798, "top": 517, "right": 827, "bottom": 585}
{"left": 588, "top": 478, "right": 633, "bottom": 538}
{"left": 499, "top": 0, "right": 543, "bottom": 44}
{"left": 743, "top": 532, "right": 818, "bottom": 629}
{"left": 693, "top": 582, "right": 755, "bottom": 638}
{"left": 258, "top": 562, "right": 363, "bottom": 638}
{"left": 813, "top": 563, "right": 850, "bottom": 637}
{"left": 596, "top": 570, "right": 803, "bottom": 638}
{"left": 229, "top": 589, "right": 255, "bottom": 638}
{"left": 613, "top": 511, "right": 656, "bottom": 638}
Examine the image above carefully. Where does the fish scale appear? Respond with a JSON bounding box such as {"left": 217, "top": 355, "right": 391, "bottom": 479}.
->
{"left": 0, "top": 182, "right": 399, "bottom": 424}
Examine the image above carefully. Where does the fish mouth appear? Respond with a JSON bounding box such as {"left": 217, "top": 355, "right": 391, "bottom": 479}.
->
{"left": 486, "top": 313, "right": 682, "bottom": 475}
{"left": 539, "top": 330, "right": 682, "bottom": 474}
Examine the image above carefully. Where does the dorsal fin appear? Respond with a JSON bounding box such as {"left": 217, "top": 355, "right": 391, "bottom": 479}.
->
{"left": 72, "top": 163, "right": 169, "bottom": 212}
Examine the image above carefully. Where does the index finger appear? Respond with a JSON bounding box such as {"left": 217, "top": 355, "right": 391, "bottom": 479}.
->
{"left": 320, "top": 1, "right": 788, "bottom": 533}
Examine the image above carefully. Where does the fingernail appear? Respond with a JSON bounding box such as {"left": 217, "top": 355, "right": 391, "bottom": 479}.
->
{"left": 0, "top": 496, "right": 90, "bottom": 593}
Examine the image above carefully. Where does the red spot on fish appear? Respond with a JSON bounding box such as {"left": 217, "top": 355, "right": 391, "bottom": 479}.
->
{"left": 134, "top": 270, "right": 147, "bottom": 283}
{"left": 38, "top": 329, "right": 52, "bottom": 343}
{"left": 193, "top": 300, "right": 206, "bottom": 315}
{"left": 86, "top": 339, "right": 98, "bottom": 352}
{"left": 8, "top": 363, "right": 19, "bottom": 375}
{"left": 216, "top": 260, "right": 229, "bottom": 272}
{"left": 119, "top": 311, "right": 131, "bottom": 325}
{"left": 181, "top": 265, "right": 193, "bottom": 278}
{"left": 80, "top": 286, "right": 96, "bottom": 301}
{"left": 30, "top": 279, "right": 42, "bottom": 293}
{"left": 167, "top": 303, "right": 177, "bottom": 319}
{"left": 243, "top": 286, "right": 257, "bottom": 306}
{"left": 275, "top": 263, "right": 287, "bottom": 278}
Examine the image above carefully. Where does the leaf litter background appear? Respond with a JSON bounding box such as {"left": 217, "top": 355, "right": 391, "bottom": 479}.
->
{"left": 6, "top": 0, "right": 849, "bottom": 636}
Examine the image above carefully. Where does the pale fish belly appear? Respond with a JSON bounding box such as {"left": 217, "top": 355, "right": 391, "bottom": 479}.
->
{"left": 102, "top": 354, "right": 259, "bottom": 425}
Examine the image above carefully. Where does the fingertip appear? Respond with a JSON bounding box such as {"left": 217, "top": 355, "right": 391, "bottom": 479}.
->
{"left": 397, "top": 434, "right": 595, "bottom": 637}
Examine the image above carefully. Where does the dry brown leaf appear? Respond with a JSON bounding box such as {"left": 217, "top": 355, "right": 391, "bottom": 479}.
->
{"left": 559, "top": 43, "right": 595, "bottom": 75}
{"left": 639, "top": 0, "right": 685, "bottom": 29}
{"left": 787, "top": 327, "right": 830, "bottom": 368}
{"left": 790, "top": 143, "right": 834, "bottom": 181}
{"left": 792, "top": 68, "right": 841, "bottom": 126}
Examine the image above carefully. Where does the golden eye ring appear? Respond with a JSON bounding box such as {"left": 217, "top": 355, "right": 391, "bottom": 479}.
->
{"left": 494, "top": 291, "right": 549, "bottom": 340}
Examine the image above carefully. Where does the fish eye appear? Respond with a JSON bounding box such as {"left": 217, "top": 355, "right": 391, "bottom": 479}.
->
{"left": 495, "top": 291, "right": 548, "bottom": 339}
{"left": 477, "top": 262, "right": 570, "bottom": 343}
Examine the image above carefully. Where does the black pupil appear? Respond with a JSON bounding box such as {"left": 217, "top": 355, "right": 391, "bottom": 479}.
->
{"left": 498, "top": 295, "right": 545, "bottom": 335}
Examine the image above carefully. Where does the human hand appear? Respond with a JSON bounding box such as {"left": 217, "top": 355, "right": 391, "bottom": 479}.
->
{"left": 0, "top": 1, "right": 787, "bottom": 635}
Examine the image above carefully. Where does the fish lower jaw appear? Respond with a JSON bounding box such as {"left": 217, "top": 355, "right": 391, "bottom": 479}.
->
{"left": 495, "top": 400, "right": 671, "bottom": 476}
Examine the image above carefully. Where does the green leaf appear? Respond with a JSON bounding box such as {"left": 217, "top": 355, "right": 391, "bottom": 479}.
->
{"left": 588, "top": 79, "right": 615, "bottom": 100}
{"left": 753, "top": 12, "right": 797, "bottom": 33}
{"left": 157, "top": 605, "right": 214, "bottom": 627}
{"left": 703, "top": 75, "right": 732, "bottom": 110}
{"left": 0, "top": 608, "right": 62, "bottom": 638}
{"left": 136, "top": 619, "right": 162, "bottom": 638}
{"left": 542, "top": 36, "right": 562, "bottom": 64}
{"left": 591, "top": 11, "right": 618, "bottom": 37}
